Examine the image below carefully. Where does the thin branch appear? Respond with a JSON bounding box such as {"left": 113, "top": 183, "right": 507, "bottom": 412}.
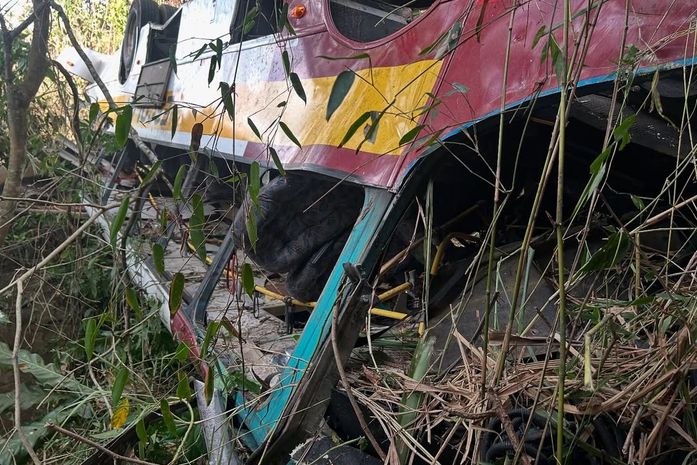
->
{"left": 12, "top": 280, "right": 42, "bottom": 465}
{"left": 331, "top": 302, "right": 387, "bottom": 461}
{"left": 47, "top": 423, "right": 159, "bottom": 465}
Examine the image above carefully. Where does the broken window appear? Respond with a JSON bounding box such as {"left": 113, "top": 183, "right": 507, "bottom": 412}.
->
{"left": 230, "top": 0, "right": 283, "bottom": 43}
{"left": 328, "top": 0, "right": 433, "bottom": 42}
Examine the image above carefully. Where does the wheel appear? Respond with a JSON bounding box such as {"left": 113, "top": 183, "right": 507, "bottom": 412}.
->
{"left": 158, "top": 3, "right": 178, "bottom": 24}
{"left": 118, "top": 0, "right": 160, "bottom": 84}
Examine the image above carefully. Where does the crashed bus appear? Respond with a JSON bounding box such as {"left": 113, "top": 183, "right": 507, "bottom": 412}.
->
{"left": 59, "top": 0, "right": 697, "bottom": 463}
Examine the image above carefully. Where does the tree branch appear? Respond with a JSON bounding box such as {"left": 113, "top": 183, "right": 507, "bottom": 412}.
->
{"left": 12, "top": 281, "right": 42, "bottom": 465}
{"left": 17, "top": 0, "right": 50, "bottom": 107}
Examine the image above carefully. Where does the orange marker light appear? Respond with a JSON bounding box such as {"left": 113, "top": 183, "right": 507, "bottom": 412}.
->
{"left": 290, "top": 5, "right": 306, "bottom": 18}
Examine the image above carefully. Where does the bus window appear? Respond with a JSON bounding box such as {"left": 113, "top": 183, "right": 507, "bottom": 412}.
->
{"left": 329, "top": 0, "right": 430, "bottom": 42}
{"left": 229, "top": 0, "right": 282, "bottom": 43}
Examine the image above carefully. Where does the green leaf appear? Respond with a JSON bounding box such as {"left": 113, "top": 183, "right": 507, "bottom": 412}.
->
{"left": 140, "top": 160, "right": 162, "bottom": 186}
{"left": 160, "top": 400, "right": 178, "bottom": 437}
{"left": 219, "top": 82, "right": 235, "bottom": 121}
{"left": 115, "top": 105, "right": 132, "bottom": 147}
{"left": 241, "top": 263, "right": 254, "bottom": 297}
{"left": 204, "top": 369, "right": 214, "bottom": 406}
{"left": 112, "top": 366, "right": 129, "bottom": 406}
{"left": 169, "top": 45, "right": 178, "bottom": 76}
{"left": 227, "top": 371, "right": 261, "bottom": 394}
{"left": 175, "top": 342, "right": 190, "bottom": 362}
{"left": 245, "top": 215, "right": 258, "bottom": 251}
{"left": 279, "top": 121, "right": 302, "bottom": 148}
{"left": 547, "top": 35, "right": 565, "bottom": 82}
{"left": 208, "top": 54, "right": 218, "bottom": 84}
{"left": 289, "top": 72, "right": 306, "bottom": 103}
{"left": 248, "top": 117, "right": 262, "bottom": 141}
{"left": 579, "top": 231, "right": 631, "bottom": 274}
{"left": 326, "top": 70, "right": 355, "bottom": 121}
{"left": 176, "top": 371, "right": 192, "bottom": 400}
{"left": 84, "top": 319, "right": 97, "bottom": 361}
{"left": 173, "top": 164, "right": 187, "bottom": 200}
{"left": 135, "top": 417, "right": 148, "bottom": 445}
{"left": 612, "top": 114, "right": 636, "bottom": 150}
{"left": 282, "top": 50, "right": 291, "bottom": 77}
{"left": 193, "top": 43, "right": 208, "bottom": 61}
{"left": 170, "top": 105, "right": 178, "bottom": 139}
{"left": 532, "top": 25, "right": 547, "bottom": 48}
{"left": 189, "top": 194, "right": 207, "bottom": 262}
{"left": 399, "top": 125, "right": 425, "bottom": 146}
{"left": 89, "top": 102, "right": 100, "bottom": 124}
{"left": 631, "top": 194, "right": 645, "bottom": 211}
{"left": 200, "top": 321, "right": 221, "bottom": 357}
{"left": 268, "top": 146, "right": 286, "bottom": 175}
{"left": 338, "top": 111, "right": 372, "bottom": 148}
{"left": 110, "top": 196, "right": 130, "bottom": 249}
{"left": 169, "top": 272, "right": 185, "bottom": 316}
{"left": 125, "top": 288, "right": 142, "bottom": 320}
{"left": 249, "top": 162, "right": 260, "bottom": 207}
{"left": 152, "top": 243, "right": 165, "bottom": 275}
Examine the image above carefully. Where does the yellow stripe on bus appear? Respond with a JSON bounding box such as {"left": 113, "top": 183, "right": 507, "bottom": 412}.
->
{"left": 102, "top": 59, "right": 442, "bottom": 156}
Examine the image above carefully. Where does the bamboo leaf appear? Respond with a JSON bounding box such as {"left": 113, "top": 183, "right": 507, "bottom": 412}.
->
{"left": 245, "top": 215, "right": 258, "bottom": 251}
{"left": 160, "top": 400, "right": 178, "bottom": 436}
{"left": 399, "top": 125, "right": 425, "bottom": 146}
{"left": 268, "top": 146, "right": 286, "bottom": 175}
{"left": 140, "top": 160, "right": 162, "bottom": 186}
{"left": 579, "top": 231, "right": 631, "bottom": 274}
{"left": 248, "top": 117, "right": 262, "bottom": 141}
{"left": 200, "top": 321, "right": 221, "bottom": 357}
{"left": 289, "top": 72, "right": 306, "bottom": 103}
{"left": 532, "top": 25, "right": 547, "bottom": 48}
{"left": 170, "top": 105, "right": 178, "bottom": 139}
{"left": 279, "top": 121, "right": 302, "bottom": 148}
{"left": 241, "top": 263, "right": 254, "bottom": 297}
{"left": 326, "top": 70, "right": 355, "bottom": 121}
{"left": 189, "top": 194, "right": 207, "bottom": 262}
{"left": 338, "top": 111, "right": 372, "bottom": 148}
{"left": 125, "top": 288, "right": 142, "bottom": 320}
{"left": 169, "top": 272, "right": 185, "bottom": 316}
{"left": 169, "top": 45, "right": 178, "bottom": 76}
{"left": 612, "top": 114, "right": 636, "bottom": 150}
{"left": 219, "top": 82, "right": 235, "bottom": 121}
{"left": 89, "top": 102, "right": 100, "bottom": 124}
{"left": 111, "top": 398, "right": 129, "bottom": 429}
{"left": 152, "top": 243, "right": 165, "bottom": 275}
{"left": 135, "top": 417, "right": 148, "bottom": 444}
{"left": 177, "top": 371, "right": 192, "bottom": 400}
{"left": 110, "top": 196, "right": 130, "bottom": 249}
{"left": 115, "top": 105, "right": 132, "bottom": 147}
{"left": 112, "top": 366, "right": 129, "bottom": 406}
{"left": 175, "top": 343, "right": 189, "bottom": 362}
{"left": 84, "top": 319, "right": 97, "bottom": 361}
{"left": 249, "top": 161, "right": 260, "bottom": 206}
{"left": 282, "top": 49, "right": 291, "bottom": 77}
{"left": 173, "top": 165, "right": 186, "bottom": 200}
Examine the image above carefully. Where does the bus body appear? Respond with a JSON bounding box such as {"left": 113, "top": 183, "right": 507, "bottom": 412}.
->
{"left": 59, "top": 0, "right": 697, "bottom": 462}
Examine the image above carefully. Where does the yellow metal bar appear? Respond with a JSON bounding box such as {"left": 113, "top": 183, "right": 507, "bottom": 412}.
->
{"left": 377, "top": 282, "right": 412, "bottom": 302}
{"left": 430, "top": 232, "right": 477, "bottom": 276}
{"left": 253, "top": 285, "right": 315, "bottom": 308}
{"left": 370, "top": 308, "right": 407, "bottom": 320}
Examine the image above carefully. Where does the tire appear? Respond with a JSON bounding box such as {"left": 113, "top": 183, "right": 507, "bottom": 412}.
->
{"left": 234, "top": 174, "right": 363, "bottom": 300}
{"left": 158, "top": 3, "right": 178, "bottom": 24}
{"left": 118, "top": 0, "right": 160, "bottom": 84}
